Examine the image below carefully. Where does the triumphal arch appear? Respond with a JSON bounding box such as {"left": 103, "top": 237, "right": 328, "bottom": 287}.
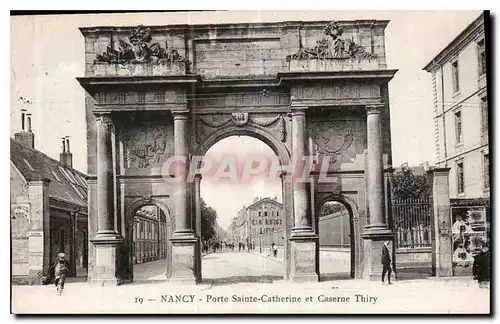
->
{"left": 77, "top": 19, "right": 397, "bottom": 285}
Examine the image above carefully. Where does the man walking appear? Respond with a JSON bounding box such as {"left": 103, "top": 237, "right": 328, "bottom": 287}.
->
{"left": 473, "top": 240, "right": 490, "bottom": 288}
{"left": 52, "top": 253, "right": 70, "bottom": 295}
{"left": 382, "top": 241, "right": 393, "bottom": 285}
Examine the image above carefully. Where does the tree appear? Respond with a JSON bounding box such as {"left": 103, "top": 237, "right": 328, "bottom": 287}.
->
{"left": 320, "top": 201, "right": 346, "bottom": 216}
{"left": 200, "top": 198, "right": 218, "bottom": 242}
{"left": 392, "top": 165, "right": 431, "bottom": 200}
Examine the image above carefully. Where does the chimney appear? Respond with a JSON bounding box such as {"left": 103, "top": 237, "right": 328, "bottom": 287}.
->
{"left": 14, "top": 110, "right": 35, "bottom": 149}
{"left": 59, "top": 136, "right": 73, "bottom": 168}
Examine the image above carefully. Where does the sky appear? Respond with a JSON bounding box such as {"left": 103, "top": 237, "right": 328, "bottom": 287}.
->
{"left": 10, "top": 10, "right": 483, "bottom": 231}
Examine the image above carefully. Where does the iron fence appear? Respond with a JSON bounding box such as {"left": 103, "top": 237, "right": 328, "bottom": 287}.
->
{"left": 392, "top": 198, "right": 432, "bottom": 249}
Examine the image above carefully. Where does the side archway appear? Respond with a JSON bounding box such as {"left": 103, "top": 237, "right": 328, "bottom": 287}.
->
{"left": 125, "top": 198, "right": 173, "bottom": 281}
{"left": 315, "top": 193, "right": 361, "bottom": 279}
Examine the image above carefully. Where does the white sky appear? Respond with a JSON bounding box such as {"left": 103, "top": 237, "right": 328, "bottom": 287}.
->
{"left": 10, "top": 10, "right": 483, "bottom": 231}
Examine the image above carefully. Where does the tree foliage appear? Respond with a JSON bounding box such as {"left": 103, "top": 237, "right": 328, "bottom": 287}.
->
{"left": 320, "top": 201, "right": 346, "bottom": 216}
{"left": 200, "top": 198, "right": 218, "bottom": 241}
{"left": 392, "top": 166, "right": 431, "bottom": 200}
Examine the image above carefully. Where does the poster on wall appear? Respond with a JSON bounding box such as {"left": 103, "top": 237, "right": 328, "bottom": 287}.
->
{"left": 451, "top": 207, "right": 488, "bottom": 276}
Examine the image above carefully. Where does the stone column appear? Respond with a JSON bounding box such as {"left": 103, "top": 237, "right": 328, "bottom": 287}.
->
{"left": 428, "top": 168, "right": 452, "bottom": 277}
{"left": 288, "top": 105, "right": 318, "bottom": 282}
{"left": 194, "top": 174, "right": 202, "bottom": 238}
{"left": 169, "top": 110, "right": 200, "bottom": 284}
{"left": 361, "top": 104, "right": 394, "bottom": 280}
{"left": 194, "top": 173, "right": 202, "bottom": 280}
{"left": 90, "top": 113, "right": 124, "bottom": 286}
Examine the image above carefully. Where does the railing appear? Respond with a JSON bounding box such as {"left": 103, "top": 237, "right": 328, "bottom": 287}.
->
{"left": 392, "top": 198, "right": 432, "bottom": 249}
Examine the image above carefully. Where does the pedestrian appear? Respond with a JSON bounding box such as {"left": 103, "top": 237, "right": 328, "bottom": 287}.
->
{"left": 272, "top": 243, "right": 278, "bottom": 258}
{"left": 52, "top": 252, "right": 70, "bottom": 295}
{"left": 473, "top": 240, "right": 490, "bottom": 288}
{"left": 381, "top": 241, "right": 393, "bottom": 285}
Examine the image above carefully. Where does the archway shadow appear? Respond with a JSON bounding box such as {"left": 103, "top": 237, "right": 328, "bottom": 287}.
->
{"left": 203, "top": 275, "right": 284, "bottom": 286}
{"left": 319, "top": 272, "right": 352, "bottom": 282}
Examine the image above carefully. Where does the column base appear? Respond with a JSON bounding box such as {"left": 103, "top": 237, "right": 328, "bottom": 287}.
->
{"left": 361, "top": 228, "right": 394, "bottom": 281}
{"left": 288, "top": 233, "right": 319, "bottom": 283}
{"left": 89, "top": 234, "right": 125, "bottom": 287}
{"left": 169, "top": 235, "right": 200, "bottom": 284}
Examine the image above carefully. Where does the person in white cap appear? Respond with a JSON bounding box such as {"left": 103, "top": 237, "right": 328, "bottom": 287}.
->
{"left": 51, "top": 252, "right": 70, "bottom": 295}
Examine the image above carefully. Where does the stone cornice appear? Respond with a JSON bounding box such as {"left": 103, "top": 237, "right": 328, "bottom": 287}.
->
{"left": 79, "top": 19, "right": 390, "bottom": 36}
{"left": 76, "top": 75, "right": 201, "bottom": 93}
{"left": 278, "top": 69, "right": 398, "bottom": 83}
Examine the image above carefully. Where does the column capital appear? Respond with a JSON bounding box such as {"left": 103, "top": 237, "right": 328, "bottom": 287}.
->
{"left": 365, "top": 104, "right": 385, "bottom": 115}
{"left": 94, "top": 112, "right": 114, "bottom": 132}
{"left": 289, "top": 102, "right": 308, "bottom": 115}
{"left": 171, "top": 110, "right": 190, "bottom": 120}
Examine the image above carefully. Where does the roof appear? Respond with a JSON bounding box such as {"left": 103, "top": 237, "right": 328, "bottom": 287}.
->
{"left": 10, "top": 138, "right": 88, "bottom": 208}
{"left": 423, "top": 12, "right": 485, "bottom": 72}
{"left": 246, "top": 197, "right": 283, "bottom": 210}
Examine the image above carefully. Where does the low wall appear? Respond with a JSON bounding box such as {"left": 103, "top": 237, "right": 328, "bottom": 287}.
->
{"left": 396, "top": 247, "right": 432, "bottom": 272}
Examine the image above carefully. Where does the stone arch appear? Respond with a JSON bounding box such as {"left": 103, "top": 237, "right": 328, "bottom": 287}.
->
{"left": 315, "top": 193, "right": 361, "bottom": 279}
{"left": 125, "top": 197, "right": 174, "bottom": 281}
{"left": 195, "top": 123, "right": 292, "bottom": 166}
{"left": 126, "top": 197, "right": 172, "bottom": 225}
{"left": 194, "top": 123, "right": 292, "bottom": 280}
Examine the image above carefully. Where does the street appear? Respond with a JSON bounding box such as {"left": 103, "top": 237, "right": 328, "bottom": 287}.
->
{"left": 11, "top": 250, "right": 490, "bottom": 314}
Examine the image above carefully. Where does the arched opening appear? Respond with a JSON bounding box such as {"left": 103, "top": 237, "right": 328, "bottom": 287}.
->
{"left": 198, "top": 134, "right": 288, "bottom": 284}
{"left": 318, "top": 200, "right": 355, "bottom": 281}
{"left": 128, "top": 203, "right": 172, "bottom": 282}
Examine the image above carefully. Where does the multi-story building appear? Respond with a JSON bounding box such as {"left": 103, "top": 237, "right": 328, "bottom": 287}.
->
{"left": 10, "top": 113, "right": 89, "bottom": 284}
{"left": 423, "top": 12, "right": 489, "bottom": 274}
{"left": 229, "top": 196, "right": 285, "bottom": 250}
{"left": 424, "top": 12, "right": 488, "bottom": 201}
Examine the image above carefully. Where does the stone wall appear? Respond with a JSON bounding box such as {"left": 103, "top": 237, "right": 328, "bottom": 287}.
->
{"left": 318, "top": 211, "right": 351, "bottom": 247}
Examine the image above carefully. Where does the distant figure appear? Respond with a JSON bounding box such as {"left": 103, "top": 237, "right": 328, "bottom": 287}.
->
{"left": 473, "top": 241, "right": 490, "bottom": 288}
{"left": 52, "top": 253, "right": 70, "bottom": 295}
{"left": 381, "top": 241, "right": 393, "bottom": 285}
{"left": 272, "top": 243, "right": 278, "bottom": 258}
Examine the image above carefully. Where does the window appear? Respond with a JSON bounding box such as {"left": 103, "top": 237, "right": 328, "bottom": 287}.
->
{"left": 258, "top": 211, "right": 261, "bottom": 217}
{"left": 454, "top": 110, "right": 462, "bottom": 144}
{"left": 452, "top": 59, "right": 460, "bottom": 93}
{"left": 260, "top": 228, "right": 263, "bottom": 234}
{"left": 477, "top": 39, "right": 486, "bottom": 76}
{"left": 276, "top": 211, "right": 279, "bottom": 217}
{"left": 457, "top": 161, "right": 464, "bottom": 195}
{"left": 481, "top": 97, "right": 488, "bottom": 134}
{"left": 264, "top": 211, "right": 268, "bottom": 217}
{"left": 483, "top": 154, "right": 489, "bottom": 190}
{"left": 259, "top": 219, "right": 262, "bottom": 225}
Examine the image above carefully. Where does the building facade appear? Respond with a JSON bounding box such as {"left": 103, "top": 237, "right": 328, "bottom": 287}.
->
{"left": 11, "top": 114, "right": 89, "bottom": 284}
{"left": 423, "top": 12, "right": 489, "bottom": 276}
{"left": 229, "top": 197, "right": 285, "bottom": 249}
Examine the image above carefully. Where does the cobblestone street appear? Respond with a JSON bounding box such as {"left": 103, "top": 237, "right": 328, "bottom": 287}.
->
{"left": 12, "top": 251, "right": 489, "bottom": 314}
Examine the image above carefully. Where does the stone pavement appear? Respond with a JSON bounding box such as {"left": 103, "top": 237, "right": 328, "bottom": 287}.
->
{"left": 11, "top": 251, "right": 490, "bottom": 314}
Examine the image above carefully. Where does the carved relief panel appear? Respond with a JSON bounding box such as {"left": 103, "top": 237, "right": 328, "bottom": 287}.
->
{"left": 123, "top": 125, "right": 172, "bottom": 168}
{"left": 308, "top": 114, "right": 366, "bottom": 166}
